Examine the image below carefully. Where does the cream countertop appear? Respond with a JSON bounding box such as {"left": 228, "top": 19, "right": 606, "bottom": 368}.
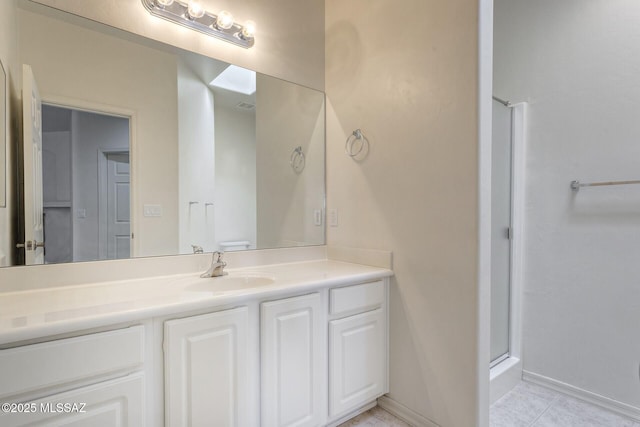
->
{"left": 0, "top": 260, "right": 392, "bottom": 346}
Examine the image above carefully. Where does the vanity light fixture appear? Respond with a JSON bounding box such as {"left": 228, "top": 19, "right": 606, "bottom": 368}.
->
{"left": 186, "top": 1, "right": 206, "bottom": 19}
{"left": 215, "top": 10, "right": 234, "bottom": 30}
{"left": 141, "top": 0, "right": 256, "bottom": 48}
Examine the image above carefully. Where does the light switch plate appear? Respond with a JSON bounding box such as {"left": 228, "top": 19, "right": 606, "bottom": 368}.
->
{"left": 329, "top": 209, "right": 338, "bottom": 227}
{"left": 76, "top": 209, "right": 86, "bottom": 219}
{"left": 143, "top": 204, "right": 163, "bottom": 217}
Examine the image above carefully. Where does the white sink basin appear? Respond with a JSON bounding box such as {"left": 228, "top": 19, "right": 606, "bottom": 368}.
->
{"left": 186, "top": 273, "right": 276, "bottom": 293}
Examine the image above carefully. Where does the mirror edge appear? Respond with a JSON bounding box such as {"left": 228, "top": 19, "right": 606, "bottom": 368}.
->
{"left": 0, "top": 58, "right": 6, "bottom": 208}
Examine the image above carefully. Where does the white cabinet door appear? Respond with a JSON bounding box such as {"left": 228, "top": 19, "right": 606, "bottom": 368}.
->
{"left": 0, "top": 373, "right": 144, "bottom": 427}
{"left": 329, "top": 308, "right": 385, "bottom": 418}
{"left": 164, "top": 307, "right": 249, "bottom": 427}
{"left": 261, "top": 293, "right": 324, "bottom": 427}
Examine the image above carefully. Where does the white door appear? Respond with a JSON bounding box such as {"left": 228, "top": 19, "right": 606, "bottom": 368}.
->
{"left": 21, "top": 64, "right": 44, "bottom": 265}
{"left": 328, "top": 308, "right": 385, "bottom": 419}
{"left": 164, "top": 307, "right": 250, "bottom": 427}
{"left": 0, "top": 374, "right": 144, "bottom": 426}
{"left": 261, "top": 293, "right": 324, "bottom": 427}
{"left": 105, "top": 152, "right": 130, "bottom": 259}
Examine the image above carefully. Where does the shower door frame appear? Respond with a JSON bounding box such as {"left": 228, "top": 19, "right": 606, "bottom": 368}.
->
{"left": 488, "top": 102, "right": 526, "bottom": 405}
{"left": 489, "top": 98, "right": 514, "bottom": 369}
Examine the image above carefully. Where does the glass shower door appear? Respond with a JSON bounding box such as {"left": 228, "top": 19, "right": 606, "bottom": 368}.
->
{"left": 490, "top": 99, "right": 513, "bottom": 365}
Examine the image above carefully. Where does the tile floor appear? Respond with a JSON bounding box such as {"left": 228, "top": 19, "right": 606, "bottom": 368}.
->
{"left": 339, "top": 406, "right": 411, "bottom": 426}
{"left": 491, "top": 382, "right": 640, "bottom": 427}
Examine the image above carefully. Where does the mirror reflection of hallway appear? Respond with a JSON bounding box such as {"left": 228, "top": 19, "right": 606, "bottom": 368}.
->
{"left": 41, "top": 104, "right": 130, "bottom": 264}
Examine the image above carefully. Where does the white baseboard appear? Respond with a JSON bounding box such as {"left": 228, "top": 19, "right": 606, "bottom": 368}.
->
{"left": 523, "top": 371, "right": 640, "bottom": 422}
{"left": 377, "top": 396, "right": 440, "bottom": 427}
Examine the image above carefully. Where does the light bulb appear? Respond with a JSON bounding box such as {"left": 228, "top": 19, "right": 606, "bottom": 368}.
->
{"left": 155, "top": 0, "right": 174, "bottom": 6}
{"left": 187, "top": 0, "right": 205, "bottom": 19}
{"left": 241, "top": 20, "right": 256, "bottom": 39}
{"left": 216, "top": 10, "right": 234, "bottom": 30}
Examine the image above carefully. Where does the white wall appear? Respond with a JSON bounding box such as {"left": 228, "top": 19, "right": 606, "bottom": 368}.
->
{"left": 42, "top": 120, "right": 73, "bottom": 264}
{"left": 72, "top": 111, "right": 129, "bottom": 262}
{"left": 18, "top": 7, "right": 180, "bottom": 258}
{"left": 177, "top": 60, "right": 216, "bottom": 254}
{"left": 256, "top": 74, "right": 325, "bottom": 249}
{"left": 214, "top": 103, "right": 256, "bottom": 250}
{"left": 0, "top": 0, "right": 18, "bottom": 267}
{"left": 494, "top": 0, "right": 640, "bottom": 410}
{"left": 30, "top": 0, "right": 325, "bottom": 91}
{"left": 325, "top": 1, "right": 479, "bottom": 426}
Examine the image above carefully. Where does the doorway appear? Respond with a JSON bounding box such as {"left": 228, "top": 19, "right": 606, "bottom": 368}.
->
{"left": 41, "top": 104, "right": 131, "bottom": 263}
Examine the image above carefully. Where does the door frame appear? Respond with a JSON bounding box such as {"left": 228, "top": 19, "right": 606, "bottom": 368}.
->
{"left": 477, "top": 2, "right": 494, "bottom": 424}
{"left": 40, "top": 94, "right": 137, "bottom": 258}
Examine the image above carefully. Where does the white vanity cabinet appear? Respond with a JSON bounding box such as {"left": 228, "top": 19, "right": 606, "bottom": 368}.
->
{"left": 0, "top": 326, "right": 145, "bottom": 427}
{"left": 164, "top": 307, "right": 250, "bottom": 427}
{"left": 0, "top": 262, "right": 391, "bottom": 427}
{"left": 261, "top": 293, "right": 326, "bottom": 427}
{"left": 328, "top": 281, "right": 387, "bottom": 421}
{"left": 259, "top": 281, "right": 388, "bottom": 427}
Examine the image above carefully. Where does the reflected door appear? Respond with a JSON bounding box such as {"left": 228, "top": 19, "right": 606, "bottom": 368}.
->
{"left": 21, "top": 64, "right": 44, "bottom": 265}
{"left": 490, "top": 99, "right": 513, "bottom": 365}
{"left": 104, "top": 152, "right": 130, "bottom": 259}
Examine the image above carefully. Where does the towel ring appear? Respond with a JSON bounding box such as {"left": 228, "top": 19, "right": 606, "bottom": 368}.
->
{"left": 290, "top": 146, "right": 305, "bottom": 173}
{"left": 345, "top": 129, "right": 369, "bottom": 158}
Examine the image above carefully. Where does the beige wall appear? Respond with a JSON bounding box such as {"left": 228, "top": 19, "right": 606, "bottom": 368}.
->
{"left": 325, "top": 1, "right": 479, "bottom": 426}
{"left": 18, "top": 8, "right": 179, "bottom": 258}
{"left": 0, "top": 0, "right": 18, "bottom": 266}
{"left": 256, "top": 74, "right": 325, "bottom": 248}
{"left": 29, "top": 0, "right": 325, "bottom": 91}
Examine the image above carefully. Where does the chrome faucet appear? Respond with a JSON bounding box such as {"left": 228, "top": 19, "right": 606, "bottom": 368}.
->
{"left": 191, "top": 245, "right": 204, "bottom": 254}
{"left": 201, "top": 251, "right": 227, "bottom": 278}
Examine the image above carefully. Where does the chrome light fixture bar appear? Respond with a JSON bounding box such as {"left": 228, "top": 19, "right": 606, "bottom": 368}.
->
{"left": 141, "top": 0, "right": 255, "bottom": 49}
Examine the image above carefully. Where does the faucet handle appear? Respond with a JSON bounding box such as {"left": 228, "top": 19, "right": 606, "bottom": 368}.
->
{"left": 213, "top": 251, "right": 225, "bottom": 263}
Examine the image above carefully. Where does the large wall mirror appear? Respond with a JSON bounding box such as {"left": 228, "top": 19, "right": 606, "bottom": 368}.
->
{"left": 0, "top": 59, "right": 5, "bottom": 209}
{"left": 2, "top": 1, "right": 325, "bottom": 267}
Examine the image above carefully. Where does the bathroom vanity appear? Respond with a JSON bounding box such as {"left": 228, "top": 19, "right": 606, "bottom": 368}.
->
{"left": 0, "top": 1, "right": 393, "bottom": 425}
{"left": 0, "top": 255, "right": 392, "bottom": 426}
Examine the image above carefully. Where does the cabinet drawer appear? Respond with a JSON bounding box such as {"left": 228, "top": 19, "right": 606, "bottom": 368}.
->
{"left": 0, "top": 373, "right": 145, "bottom": 427}
{"left": 0, "top": 326, "right": 144, "bottom": 399}
{"left": 330, "top": 280, "right": 385, "bottom": 316}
